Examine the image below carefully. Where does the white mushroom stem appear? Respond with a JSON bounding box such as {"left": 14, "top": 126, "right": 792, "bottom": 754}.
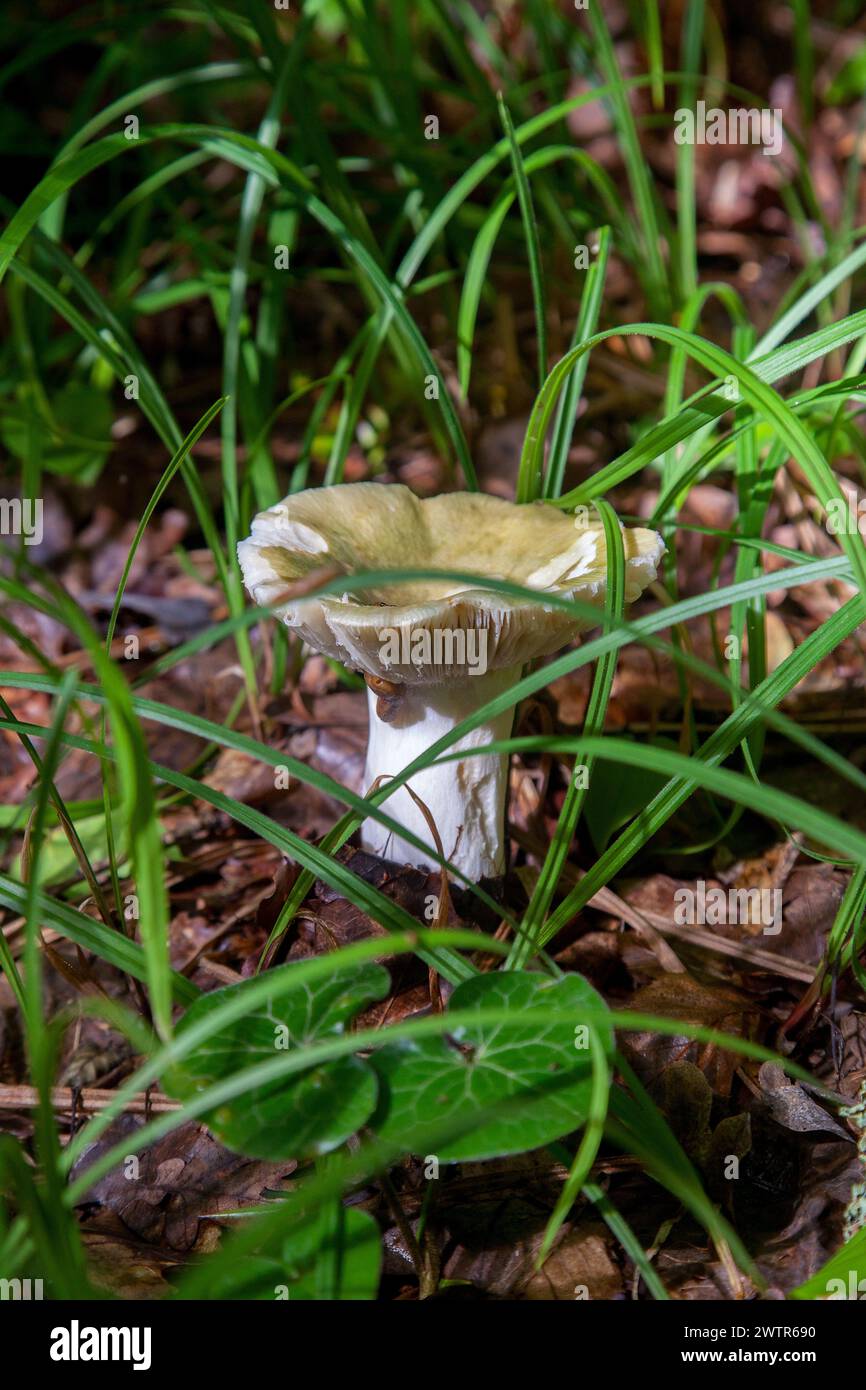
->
{"left": 361, "top": 665, "right": 520, "bottom": 882}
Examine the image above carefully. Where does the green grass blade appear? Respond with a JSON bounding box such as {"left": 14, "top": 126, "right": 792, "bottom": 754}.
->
{"left": 543, "top": 226, "right": 611, "bottom": 499}
{"left": 498, "top": 93, "right": 547, "bottom": 390}
{"left": 509, "top": 501, "right": 624, "bottom": 968}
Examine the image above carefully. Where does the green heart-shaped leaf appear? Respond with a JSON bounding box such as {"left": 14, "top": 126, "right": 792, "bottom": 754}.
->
{"left": 166, "top": 962, "right": 389, "bottom": 1160}
{"left": 370, "top": 971, "right": 612, "bottom": 1161}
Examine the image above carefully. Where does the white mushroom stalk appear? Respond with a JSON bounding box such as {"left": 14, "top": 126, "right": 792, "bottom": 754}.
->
{"left": 238, "top": 483, "right": 664, "bottom": 883}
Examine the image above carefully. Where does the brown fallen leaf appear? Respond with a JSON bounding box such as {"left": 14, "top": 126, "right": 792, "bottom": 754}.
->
{"left": 757, "top": 1062, "right": 853, "bottom": 1140}
{"left": 522, "top": 1226, "right": 623, "bottom": 1301}
{"left": 71, "top": 1117, "right": 297, "bottom": 1253}
{"left": 619, "top": 975, "right": 759, "bottom": 1097}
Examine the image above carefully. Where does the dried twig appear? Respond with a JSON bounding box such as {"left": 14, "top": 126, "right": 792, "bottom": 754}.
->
{"left": 0, "top": 1084, "right": 179, "bottom": 1115}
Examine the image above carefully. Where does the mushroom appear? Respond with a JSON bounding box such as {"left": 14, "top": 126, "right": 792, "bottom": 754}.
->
{"left": 238, "top": 483, "right": 663, "bottom": 882}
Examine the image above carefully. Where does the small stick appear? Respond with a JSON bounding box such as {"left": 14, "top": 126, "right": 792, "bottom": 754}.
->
{"left": 379, "top": 1169, "right": 439, "bottom": 1300}
{"left": 0, "top": 1083, "right": 179, "bottom": 1115}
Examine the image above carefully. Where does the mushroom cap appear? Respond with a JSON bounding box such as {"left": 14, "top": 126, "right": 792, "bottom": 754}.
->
{"left": 237, "top": 483, "right": 664, "bottom": 684}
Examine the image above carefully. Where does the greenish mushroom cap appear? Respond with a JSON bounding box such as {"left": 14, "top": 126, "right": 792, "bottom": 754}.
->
{"left": 238, "top": 483, "right": 664, "bottom": 684}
